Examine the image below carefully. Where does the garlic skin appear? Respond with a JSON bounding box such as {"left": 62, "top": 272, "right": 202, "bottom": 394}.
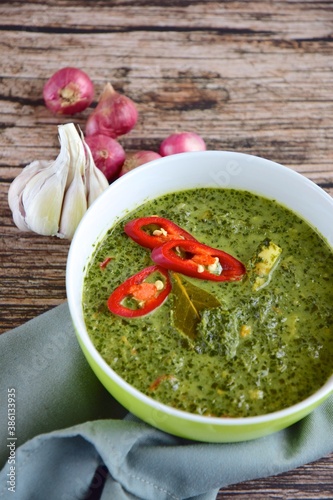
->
{"left": 8, "top": 123, "right": 109, "bottom": 239}
{"left": 65, "top": 122, "right": 86, "bottom": 187}
{"left": 22, "top": 128, "right": 70, "bottom": 236}
{"left": 58, "top": 163, "right": 87, "bottom": 239}
{"left": 82, "top": 134, "right": 109, "bottom": 206}
{"left": 8, "top": 160, "right": 50, "bottom": 231}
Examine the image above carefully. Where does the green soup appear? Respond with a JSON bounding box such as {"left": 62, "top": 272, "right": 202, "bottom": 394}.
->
{"left": 82, "top": 188, "right": 333, "bottom": 417}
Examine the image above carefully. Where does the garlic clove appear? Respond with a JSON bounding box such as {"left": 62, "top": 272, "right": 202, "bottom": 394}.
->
{"left": 22, "top": 130, "right": 70, "bottom": 236}
{"left": 58, "top": 164, "right": 87, "bottom": 239}
{"left": 8, "top": 160, "right": 50, "bottom": 231}
{"left": 23, "top": 164, "right": 69, "bottom": 236}
{"left": 87, "top": 165, "right": 110, "bottom": 208}
{"left": 8, "top": 160, "right": 48, "bottom": 213}
{"left": 64, "top": 122, "right": 86, "bottom": 188}
{"left": 82, "top": 134, "right": 109, "bottom": 207}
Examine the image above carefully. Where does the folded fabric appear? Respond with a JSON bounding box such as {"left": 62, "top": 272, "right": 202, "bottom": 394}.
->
{"left": 0, "top": 303, "right": 332, "bottom": 500}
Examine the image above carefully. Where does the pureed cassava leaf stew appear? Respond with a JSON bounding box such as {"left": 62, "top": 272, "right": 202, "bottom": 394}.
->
{"left": 82, "top": 188, "right": 333, "bottom": 418}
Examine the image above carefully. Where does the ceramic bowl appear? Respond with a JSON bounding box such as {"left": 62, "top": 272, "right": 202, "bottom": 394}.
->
{"left": 66, "top": 151, "right": 333, "bottom": 442}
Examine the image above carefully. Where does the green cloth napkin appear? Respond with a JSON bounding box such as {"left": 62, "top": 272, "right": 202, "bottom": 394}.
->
{"left": 0, "top": 303, "right": 332, "bottom": 500}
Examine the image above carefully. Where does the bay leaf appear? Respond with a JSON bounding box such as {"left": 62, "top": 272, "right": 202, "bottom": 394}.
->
{"left": 171, "top": 273, "right": 221, "bottom": 339}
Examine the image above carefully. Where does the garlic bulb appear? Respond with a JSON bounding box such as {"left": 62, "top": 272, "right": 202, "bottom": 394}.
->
{"left": 8, "top": 123, "right": 109, "bottom": 239}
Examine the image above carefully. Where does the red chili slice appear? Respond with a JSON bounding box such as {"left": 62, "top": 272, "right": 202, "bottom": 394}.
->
{"left": 107, "top": 265, "right": 172, "bottom": 318}
{"left": 99, "top": 256, "right": 112, "bottom": 269}
{"left": 124, "top": 216, "right": 197, "bottom": 250}
{"left": 151, "top": 240, "right": 246, "bottom": 282}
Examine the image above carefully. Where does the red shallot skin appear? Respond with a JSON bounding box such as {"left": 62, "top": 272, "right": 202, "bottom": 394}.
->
{"left": 43, "top": 67, "right": 94, "bottom": 115}
{"left": 119, "top": 150, "right": 161, "bottom": 176}
{"left": 159, "top": 132, "right": 206, "bottom": 156}
{"left": 84, "top": 134, "right": 126, "bottom": 182}
{"left": 85, "top": 83, "right": 138, "bottom": 139}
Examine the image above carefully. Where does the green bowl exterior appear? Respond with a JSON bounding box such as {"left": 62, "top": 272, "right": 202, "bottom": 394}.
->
{"left": 67, "top": 151, "right": 333, "bottom": 443}
{"left": 74, "top": 323, "right": 330, "bottom": 443}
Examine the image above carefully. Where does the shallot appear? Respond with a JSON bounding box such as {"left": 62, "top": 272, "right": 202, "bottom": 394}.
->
{"left": 85, "top": 134, "right": 126, "bottom": 181}
{"left": 85, "top": 83, "right": 138, "bottom": 138}
{"left": 159, "top": 132, "right": 206, "bottom": 156}
{"left": 119, "top": 150, "right": 161, "bottom": 176}
{"left": 43, "top": 67, "right": 94, "bottom": 115}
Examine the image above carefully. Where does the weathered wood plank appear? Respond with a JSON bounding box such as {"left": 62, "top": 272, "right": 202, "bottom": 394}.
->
{"left": 0, "top": 1, "right": 332, "bottom": 40}
{"left": 217, "top": 453, "right": 333, "bottom": 498}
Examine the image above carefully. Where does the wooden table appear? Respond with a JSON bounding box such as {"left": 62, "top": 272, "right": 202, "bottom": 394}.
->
{"left": 1, "top": 1, "right": 332, "bottom": 497}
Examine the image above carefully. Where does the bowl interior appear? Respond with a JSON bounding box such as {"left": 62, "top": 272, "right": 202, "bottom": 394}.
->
{"left": 66, "top": 151, "right": 333, "bottom": 442}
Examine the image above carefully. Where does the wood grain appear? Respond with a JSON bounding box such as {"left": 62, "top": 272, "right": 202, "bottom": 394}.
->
{"left": 0, "top": 1, "right": 332, "bottom": 497}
